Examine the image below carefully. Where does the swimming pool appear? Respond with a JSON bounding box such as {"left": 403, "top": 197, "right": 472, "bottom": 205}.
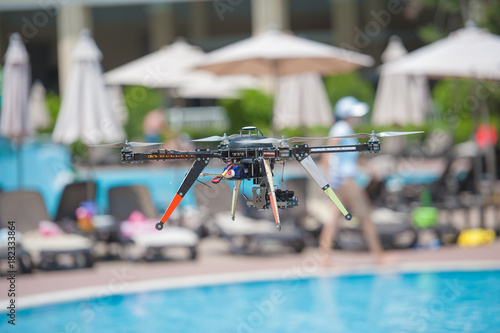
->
{"left": 2, "top": 270, "right": 499, "bottom": 333}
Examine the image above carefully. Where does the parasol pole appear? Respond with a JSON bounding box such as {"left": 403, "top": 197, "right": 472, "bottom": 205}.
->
{"left": 470, "top": 80, "right": 485, "bottom": 227}
{"left": 479, "top": 95, "right": 498, "bottom": 228}
{"left": 271, "top": 58, "right": 280, "bottom": 136}
{"left": 16, "top": 140, "right": 23, "bottom": 189}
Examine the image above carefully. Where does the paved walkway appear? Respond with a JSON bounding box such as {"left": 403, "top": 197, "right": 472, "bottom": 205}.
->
{"left": 1, "top": 238, "right": 499, "bottom": 309}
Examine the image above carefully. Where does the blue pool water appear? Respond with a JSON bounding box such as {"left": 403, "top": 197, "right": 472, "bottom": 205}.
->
{"left": 0, "top": 138, "right": 74, "bottom": 218}
{"left": 0, "top": 138, "right": 201, "bottom": 218}
{"left": 2, "top": 270, "right": 499, "bottom": 333}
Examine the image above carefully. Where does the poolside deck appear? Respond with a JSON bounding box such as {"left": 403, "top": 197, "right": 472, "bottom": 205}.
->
{"left": 2, "top": 238, "right": 499, "bottom": 309}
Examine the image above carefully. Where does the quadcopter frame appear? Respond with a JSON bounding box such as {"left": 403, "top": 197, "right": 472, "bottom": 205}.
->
{"left": 119, "top": 126, "right": 383, "bottom": 231}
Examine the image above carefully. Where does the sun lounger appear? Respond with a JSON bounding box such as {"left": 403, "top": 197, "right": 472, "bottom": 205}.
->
{"left": 54, "top": 181, "right": 121, "bottom": 258}
{"left": 334, "top": 207, "right": 418, "bottom": 251}
{"left": 108, "top": 185, "right": 199, "bottom": 260}
{"left": 0, "top": 191, "right": 94, "bottom": 270}
{"left": 55, "top": 181, "right": 97, "bottom": 226}
{"left": 0, "top": 222, "right": 33, "bottom": 273}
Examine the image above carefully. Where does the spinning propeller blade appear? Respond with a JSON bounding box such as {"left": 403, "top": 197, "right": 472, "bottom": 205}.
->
{"left": 89, "top": 140, "right": 162, "bottom": 148}
{"left": 192, "top": 134, "right": 239, "bottom": 142}
{"left": 237, "top": 137, "right": 283, "bottom": 144}
{"left": 286, "top": 136, "right": 332, "bottom": 142}
{"left": 237, "top": 136, "right": 323, "bottom": 144}
{"left": 375, "top": 131, "right": 425, "bottom": 137}
{"left": 89, "top": 142, "right": 127, "bottom": 148}
{"left": 127, "top": 141, "right": 163, "bottom": 147}
{"left": 237, "top": 131, "right": 424, "bottom": 145}
{"left": 334, "top": 131, "right": 424, "bottom": 139}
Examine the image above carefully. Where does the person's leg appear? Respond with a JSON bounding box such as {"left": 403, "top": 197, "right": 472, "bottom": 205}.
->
{"left": 360, "top": 212, "right": 384, "bottom": 261}
{"left": 338, "top": 179, "right": 384, "bottom": 262}
{"left": 318, "top": 207, "right": 342, "bottom": 266}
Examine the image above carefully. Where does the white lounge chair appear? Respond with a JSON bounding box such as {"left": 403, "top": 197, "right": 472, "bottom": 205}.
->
{"left": 108, "top": 185, "right": 199, "bottom": 260}
{"left": 0, "top": 191, "right": 94, "bottom": 270}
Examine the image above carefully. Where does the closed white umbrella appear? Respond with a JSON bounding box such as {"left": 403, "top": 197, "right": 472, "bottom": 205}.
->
{"left": 273, "top": 72, "right": 333, "bottom": 130}
{"left": 1, "top": 33, "right": 32, "bottom": 188}
{"left": 1, "top": 33, "right": 32, "bottom": 141}
{"left": 380, "top": 35, "right": 407, "bottom": 63}
{"left": 372, "top": 36, "right": 431, "bottom": 126}
{"left": 53, "top": 29, "right": 125, "bottom": 145}
{"left": 28, "top": 80, "right": 51, "bottom": 130}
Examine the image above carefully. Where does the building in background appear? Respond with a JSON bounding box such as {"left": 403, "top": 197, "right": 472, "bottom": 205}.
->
{"left": 0, "top": 0, "right": 431, "bottom": 94}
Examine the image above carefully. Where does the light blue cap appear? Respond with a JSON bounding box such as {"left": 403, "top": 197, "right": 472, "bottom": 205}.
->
{"left": 334, "top": 96, "right": 369, "bottom": 119}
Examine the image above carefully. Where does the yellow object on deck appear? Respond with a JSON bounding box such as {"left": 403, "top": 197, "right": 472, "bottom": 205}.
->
{"left": 457, "top": 228, "right": 496, "bottom": 247}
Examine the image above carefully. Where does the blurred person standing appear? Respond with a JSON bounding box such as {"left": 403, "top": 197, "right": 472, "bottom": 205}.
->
{"left": 143, "top": 108, "right": 167, "bottom": 143}
{"left": 319, "top": 96, "right": 388, "bottom": 265}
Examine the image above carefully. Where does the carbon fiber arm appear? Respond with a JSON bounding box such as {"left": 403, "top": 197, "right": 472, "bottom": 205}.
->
{"left": 155, "top": 158, "right": 209, "bottom": 231}
{"left": 121, "top": 148, "right": 219, "bottom": 163}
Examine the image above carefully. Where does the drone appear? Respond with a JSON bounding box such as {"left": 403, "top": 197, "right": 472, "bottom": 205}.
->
{"left": 98, "top": 126, "right": 423, "bottom": 231}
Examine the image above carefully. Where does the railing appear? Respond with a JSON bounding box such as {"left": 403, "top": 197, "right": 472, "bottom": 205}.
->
{"left": 168, "top": 106, "right": 229, "bottom": 131}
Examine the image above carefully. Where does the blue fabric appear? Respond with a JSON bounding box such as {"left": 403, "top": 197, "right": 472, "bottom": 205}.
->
{"left": 327, "top": 120, "right": 359, "bottom": 189}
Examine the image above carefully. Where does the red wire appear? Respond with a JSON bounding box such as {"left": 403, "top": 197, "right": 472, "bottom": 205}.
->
{"left": 212, "top": 164, "right": 235, "bottom": 183}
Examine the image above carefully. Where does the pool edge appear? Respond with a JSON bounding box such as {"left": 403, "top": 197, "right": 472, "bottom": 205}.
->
{"left": 2, "top": 259, "right": 500, "bottom": 312}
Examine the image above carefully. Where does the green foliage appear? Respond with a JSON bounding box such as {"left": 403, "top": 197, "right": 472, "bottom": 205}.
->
{"left": 419, "top": 0, "right": 461, "bottom": 13}
{"left": 42, "top": 90, "right": 61, "bottom": 133}
{"left": 415, "top": 0, "right": 460, "bottom": 45}
{"left": 432, "top": 79, "right": 500, "bottom": 143}
{"left": 218, "top": 89, "right": 274, "bottom": 135}
{"left": 323, "top": 71, "right": 375, "bottom": 124}
{"left": 323, "top": 72, "right": 375, "bottom": 110}
{"left": 123, "top": 86, "right": 163, "bottom": 140}
{"left": 417, "top": 0, "right": 500, "bottom": 44}
{"left": 417, "top": 24, "right": 449, "bottom": 44}
{"left": 69, "top": 140, "right": 88, "bottom": 161}
{"left": 279, "top": 125, "right": 331, "bottom": 138}
{"left": 182, "top": 125, "right": 231, "bottom": 142}
{"left": 481, "top": 1, "right": 500, "bottom": 34}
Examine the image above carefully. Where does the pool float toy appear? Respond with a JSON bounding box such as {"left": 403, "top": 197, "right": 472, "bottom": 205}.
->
{"left": 457, "top": 228, "right": 495, "bottom": 247}
{"left": 412, "top": 206, "right": 439, "bottom": 229}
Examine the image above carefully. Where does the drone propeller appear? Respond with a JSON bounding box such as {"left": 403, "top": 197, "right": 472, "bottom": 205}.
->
{"left": 192, "top": 133, "right": 239, "bottom": 142}
{"left": 238, "top": 136, "right": 341, "bottom": 145}
{"left": 89, "top": 140, "right": 162, "bottom": 148}
{"left": 237, "top": 136, "right": 320, "bottom": 145}
{"left": 333, "top": 130, "right": 425, "bottom": 139}
{"left": 238, "top": 131, "right": 424, "bottom": 145}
